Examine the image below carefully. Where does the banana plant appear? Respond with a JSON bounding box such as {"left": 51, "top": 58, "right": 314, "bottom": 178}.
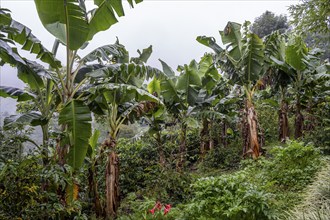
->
{"left": 198, "top": 21, "right": 265, "bottom": 159}
{"left": 152, "top": 54, "right": 221, "bottom": 169}
{"left": 264, "top": 31, "right": 293, "bottom": 142}
{"left": 265, "top": 33, "right": 325, "bottom": 139}
{"left": 84, "top": 45, "right": 162, "bottom": 218}
{"left": 0, "top": 8, "right": 61, "bottom": 164}
{"left": 32, "top": 0, "right": 143, "bottom": 169}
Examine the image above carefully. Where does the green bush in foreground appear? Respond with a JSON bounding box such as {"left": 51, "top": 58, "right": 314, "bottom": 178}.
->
{"left": 181, "top": 172, "right": 277, "bottom": 220}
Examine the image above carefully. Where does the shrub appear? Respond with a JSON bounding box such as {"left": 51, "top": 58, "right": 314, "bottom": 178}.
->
{"left": 0, "top": 155, "right": 87, "bottom": 219}
{"left": 265, "top": 140, "right": 321, "bottom": 191}
{"left": 181, "top": 172, "right": 277, "bottom": 220}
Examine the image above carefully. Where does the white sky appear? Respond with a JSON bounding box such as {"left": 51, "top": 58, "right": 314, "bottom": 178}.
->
{"left": 0, "top": 0, "right": 298, "bottom": 114}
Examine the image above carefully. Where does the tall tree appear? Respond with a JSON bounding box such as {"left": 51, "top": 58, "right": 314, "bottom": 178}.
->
{"left": 289, "top": 0, "right": 330, "bottom": 61}
{"left": 288, "top": 0, "right": 330, "bottom": 35}
{"left": 251, "top": 10, "right": 288, "bottom": 38}
{"left": 86, "top": 43, "right": 162, "bottom": 218}
{"left": 198, "top": 21, "right": 265, "bottom": 159}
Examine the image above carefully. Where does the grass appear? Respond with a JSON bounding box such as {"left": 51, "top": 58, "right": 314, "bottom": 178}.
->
{"left": 284, "top": 158, "right": 330, "bottom": 220}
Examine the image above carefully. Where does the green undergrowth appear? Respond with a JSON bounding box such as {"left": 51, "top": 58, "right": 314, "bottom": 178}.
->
{"left": 285, "top": 158, "right": 330, "bottom": 220}
{"left": 118, "top": 140, "right": 325, "bottom": 220}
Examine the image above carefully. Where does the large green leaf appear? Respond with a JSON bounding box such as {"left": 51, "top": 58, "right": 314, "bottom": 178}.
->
{"left": 35, "top": 0, "right": 89, "bottom": 50}
{"left": 177, "top": 60, "right": 202, "bottom": 91}
{"left": 35, "top": 0, "right": 143, "bottom": 50}
{"left": 87, "top": 63, "right": 163, "bottom": 84}
{"left": 240, "top": 33, "right": 264, "bottom": 82}
{"left": 80, "top": 40, "right": 129, "bottom": 64}
{"left": 285, "top": 36, "right": 308, "bottom": 71}
{"left": 0, "top": 86, "right": 35, "bottom": 101}
{"left": 89, "top": 83, "right": 162, "bottom": 104}
{"left": 59, "top": 100, "right": 92, "bottom": 170}
{"left": 8, "top": 19, "right": 61, "bottom": 68}
{"left": 17, "top": 60, "right": 48, "bottom": 90}
{"left": 159, "top": 59, "right": 175, "bottom": 78}
{"left": 220, "top": 22, "right": 242, "bottom": 61}
{"left": 160, "top": 78, "right": 181, "bottom": 105}
{"left": 3, "top": 112, "right": 46, "bottom": 129}
{"left": 0, "top": 39, "right": 26, "bottom": 66}
{"left": 196, "top": 36, "right": 223, "bottom": 54}
{"left": 131, "top": 45, "right": 152, "bottom": 64}
{"left": 147, "top": 78, "right": 161, "bottom": 95}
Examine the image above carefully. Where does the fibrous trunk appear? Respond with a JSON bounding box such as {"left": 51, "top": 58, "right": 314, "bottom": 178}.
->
{"left": 88, "top": 161, "right": 103, "bottom": 217}
{"left": 242, "top": 100, "right": 261, "bottom": 159}
{"left": 176, "top": 123, "right": 187, "bottom": 171}
{"left": 221, "top": 121, "right": 228, "bottom": 148}
{"left": 104, "top": 136, "right": 119, "bottom": 219}
{"left": 200, "top": 118, "right": 209, "bottom": 159}
{"left": 294, "top": 97, "right": 304, "bottom": 139}
{"left": 279, "top": 100, "right": 289, "bottom": 142}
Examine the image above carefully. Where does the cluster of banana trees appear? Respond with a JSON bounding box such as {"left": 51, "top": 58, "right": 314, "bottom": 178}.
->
{"left": 0, "top": 1, "right": 162, "bottom": 218}
{"left": 1, "top": 1, "right": 329, "bottom": 219}
{"left": 198, "top": 21, "right": 329, "bottom": 158}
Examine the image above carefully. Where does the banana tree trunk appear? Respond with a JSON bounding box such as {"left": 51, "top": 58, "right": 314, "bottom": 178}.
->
{"left": 104, "top": 136, "right": 120, "bottom": 219}
{"left": 209, "top": 120, "right": 214, "bottom": 150}
{"left": 41, "top": 124, "right": 51, "bottom": 165}
{"left": 294, "top": 96, "right": 304, "bottom": 139}
{"left": 177, "top": 122, "right": 187, "bottom": 171}
{"left": 88, "top": 160, "right": 103, "bottom": 217}
{"left": 221, "top": 121, "right": 228, "bottom": 148}
{"left": 156, "top": 132, "right": 166, "bottom": 166}
{"left": 279, "top": 99, "right": 289, "bottom": 142}
{"left": 243, "top": 99, "right": 261, "bottom": 159}
{"left": 200, "top": 118, "right": 209, "bottom": 159}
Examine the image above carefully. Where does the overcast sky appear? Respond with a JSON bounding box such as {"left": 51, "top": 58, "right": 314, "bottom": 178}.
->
{"left": 0, "top": 0, "right": 298, "bottom": 115}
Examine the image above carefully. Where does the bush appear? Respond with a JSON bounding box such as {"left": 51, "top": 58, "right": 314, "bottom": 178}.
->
{"left": 181, "top": 172, "right": 277, "bottom": 220}
{"left": 265, "top": 140, "right": 321, "bottom": 191}
{"left": 200, "top": 144, "right": 241, "bottom": 171}
{"left": 0, "top": 155, "right": 87, "bottom": 219}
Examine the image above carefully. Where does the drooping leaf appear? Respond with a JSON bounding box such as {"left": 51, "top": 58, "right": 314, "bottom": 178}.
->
{"left": 220, "top": 22, "right": 242, "bottom": 61}
{"left": 17, "top": 60, "right": 48, "bottom": 90}
{"left": 8, "top": 19, "right": 61, "bottom": 68}
{"left": 196, "top": 36, "right": 223, "bottom": 54}
{"left": 3, "top": 112, "right": 46, "bottom": 129}
{"left": 86, "top": 0, "right": 143, "bottom": 43}
{"left": 0, "top": 86, "right": 35, "bottom": 101}
{"left": 80, "top": 41, "right": 129, "bottom": 64}
{"left": 0, "top": 39, "right": 26, "bottom": 66}
{"left": 159, "top": 59, "right": 175, "bottom": 78}
{"left": 160, "top": 78, "right": 180, "bottom": 104}
{"left": 131, "top": 45, "right": 152, "bottom": 64}
{"left": 59, "top": 100, "right": 92, "bottom": 170}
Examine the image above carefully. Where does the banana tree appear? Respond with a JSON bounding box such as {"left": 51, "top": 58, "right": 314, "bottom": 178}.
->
{"left": 198, "top": 21, "right": 265, "bottom": 159}
{"left": 84, "top": 45, "right": 162, "bottom": 218}
{"left": 153, "top": 55, "right": 220, "bottom": 169}
{"left": 264, "top": 31, "right": 293, "bottom": 142}
{"left": 32, "top": 0, "right": 143, "bottom": 168}
{"left": 0, "top": 8, "right": 61, "bottom": 164}
{"left": 266, "top": 33, "right": 324, "bottom": 139}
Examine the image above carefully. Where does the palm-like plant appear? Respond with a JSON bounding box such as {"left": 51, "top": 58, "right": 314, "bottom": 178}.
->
{"left": 199, "top": 21, "right": 265, "bottom": 159}
{"left": 265, "top": 32, "right": 325, "bottom": 139}
{"left": 0, "top": 8, "right": 61, "bottom": 164}
{"left": 85, "top": 44, "right": 162, "bottom": 218}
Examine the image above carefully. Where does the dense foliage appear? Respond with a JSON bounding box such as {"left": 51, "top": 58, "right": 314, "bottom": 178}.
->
{"left": 0, "top": 0, "right": 329, "bottom": 219}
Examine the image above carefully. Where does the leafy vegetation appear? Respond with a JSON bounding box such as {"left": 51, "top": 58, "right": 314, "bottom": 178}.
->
{"left": 0, "top": 0, "right": 330, "bottom": 219}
